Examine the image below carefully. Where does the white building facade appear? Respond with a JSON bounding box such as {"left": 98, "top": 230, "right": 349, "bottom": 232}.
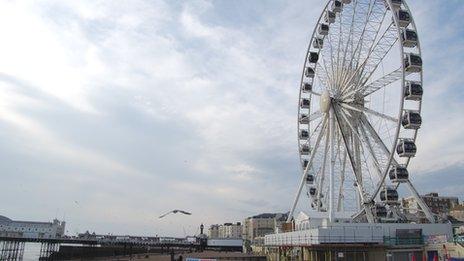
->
{"left": 0, "top": 215, "right": 66, "bottom": 238}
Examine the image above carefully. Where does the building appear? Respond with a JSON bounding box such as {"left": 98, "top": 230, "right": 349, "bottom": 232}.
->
{"left": 209, "top": 223, "right": 242, "bottom": 239}
{"left": 242, "top": 213, "right": 288, "bottom": 242}
{"left": 450, "top": 204, "right": 464, "bottom": 222}
{"left": 0, "top": 215, "right": 66, "bottom": 238}
{"left": 218, "top": 222, "right": 242, "bottom": 239}
{"left": 208, "top": 224, "right": 219, "bottom": 238}
{"left": 402, "top": 193, "right": 459, "bottom": 217}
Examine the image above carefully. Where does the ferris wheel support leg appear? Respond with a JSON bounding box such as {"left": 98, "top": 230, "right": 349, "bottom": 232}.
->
{"left": 405, "top": 180, "right": 435, "bottom": 223}
{"left": 287, "top": 117, "right": 328, "bottom": 222}
{"left": 329, "top": 107, "right": 335, "bottom": 223}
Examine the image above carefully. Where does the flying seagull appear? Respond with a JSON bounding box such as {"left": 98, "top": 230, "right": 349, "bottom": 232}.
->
{"left": 159, "top": 209, "right": 192, "bottom": 219}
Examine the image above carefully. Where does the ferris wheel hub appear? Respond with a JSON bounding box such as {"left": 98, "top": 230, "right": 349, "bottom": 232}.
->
{"left": 320, "top": 90, "right": 331, "bottom": 113}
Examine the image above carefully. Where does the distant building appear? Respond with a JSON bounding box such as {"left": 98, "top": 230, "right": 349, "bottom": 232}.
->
{"left": 209, "top": 222, "right": 242, "bottom": 239}
{"left": 219, "top": 222, "right": 242, "bottom": 239}
{"left": 402, "top": 193, "right": 459, "bottom": 217}
{"left": 0, "top": 215, "right": 66, "bottom": 238}
{"left": 208, "top": 224, "right": 219, "bottom": 238}
{"left": 242, "top": 213, "right": 288, "bottom": 242}
{"left": 450, "top": 204, "right": 464, "bottom": 222}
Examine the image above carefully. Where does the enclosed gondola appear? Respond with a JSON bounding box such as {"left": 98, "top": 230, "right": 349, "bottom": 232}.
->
{"left": 404, "top": 81, "right": 423, "bottom": 100}
{"left": 299, "top": 130, "right": 309, "bottom": 139}
{"left": 324, "top": 11, "right": 336, "bottom": 24}
{"left": 374, "top": 204, "right": 387, "bottom": 217}
{"left": 311, "top": 201, "right": 323, "bottom": 208}
{"left": 318, "top": 23, "right": 329, "bottom": 36}
{"left": 396, "top": 139, "right": 417, "bottom": 157}
{"left": 306, "top": 174, "right": 314, "bottom": 184}
{"left": 300, "top": 98, "right": 310, "bottom": 109}
{"left": 404, "top": 53, "right": 422, "bottom": 72}
{"left": 380, "top": 187, "right": 399, "bottom": 203}
{"left": 402, "top": 110, "right": 422, "bottom": 129}
{"left": 389, "top": 165, "right": 409, "bottom": 182}
{"left": 299, "top": 114, "right": 309, "bottom": 124}
{"left": 309, "top": 187, "right": 317, "bottom": 196}
{"left": 301, "top": 82, "right": 313, "bottom": 93}
{"left": 300, "top": 144, "right": 310, "bottom": 155}
{"left": 308, "top": 52, "right": 319, "bottom": 63}
{"left": 332, "top": 0, "right": 342, "bottom": 13}
{"left": 305, "top": 67, "right": 315, "bottom": 78}
{"left": 401, "top": 29, "right": 418, "bottom": 48}
{"left": 313, "top": 38, "right": 324, "bottom": 49}
{"left": 386, "top": 0, "right": 402, "bottom": 9}
{"left": 302, "top": 159, "right": 309, "bottom": 169}
{"left": 396, "top": 9, "right": 411, "bottom": 27}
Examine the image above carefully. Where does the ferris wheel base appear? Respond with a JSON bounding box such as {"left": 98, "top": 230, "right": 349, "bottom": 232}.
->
{"left": 264, "top": 222, "right": 452, "bottom": 246}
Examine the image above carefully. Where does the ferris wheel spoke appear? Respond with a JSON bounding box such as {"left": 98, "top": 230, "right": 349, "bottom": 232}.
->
{"left": 316, "top": 120, "right": 331, "bottom": 210}
{"left": 362, "top": 67, "right": 410, "bottom": 97}
{"left": 360, "top": 115, "right": 398, "bottom": 166}
{"left": 355, "top": 2, "right": 388, "bottom": 67}
{"left": 358, "top": 123, "right": 384, "bottom": 181}
{"left": 337, "top": 150, "right": 347, "bottom": 212}
{"left": 342, "top": 67, "right": 403, "bottom": 99}
{"left": 333, "top": 106, "right": 375, "bottom": 222}
{"left": 358, "top": 22, "right": 398, "bottom": 85}
{"left": 348, "top": 0, "right": 385, "bottom": 72}
{"left": 339, "top": 0, "right": 360, "bottom": 87}
{"left": 339, "top": 102, "right": 398, "bottom": 123}
{"left": 316, "top": 61, "right": 332, "bottom": 89}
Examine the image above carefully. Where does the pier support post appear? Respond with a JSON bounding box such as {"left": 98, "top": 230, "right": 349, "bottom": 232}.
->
{"left": 0, "top": 240, "right": 25, "bottom": 261}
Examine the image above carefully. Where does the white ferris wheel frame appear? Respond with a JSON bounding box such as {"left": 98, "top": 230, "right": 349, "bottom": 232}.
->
{"left": 287, "top": 0, "right": 435, "bottom": 224}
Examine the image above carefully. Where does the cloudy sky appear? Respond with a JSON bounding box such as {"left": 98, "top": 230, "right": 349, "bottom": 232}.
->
{"left": 0, "top": 0, "right": 463, "bottom": 237}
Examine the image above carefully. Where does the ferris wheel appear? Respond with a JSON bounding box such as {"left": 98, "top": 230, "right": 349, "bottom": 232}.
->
{"left": 288, "top": 0, "right": 435, "bottom": 223}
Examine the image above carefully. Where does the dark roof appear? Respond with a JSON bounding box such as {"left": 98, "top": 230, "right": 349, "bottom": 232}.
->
{"left": 250, "top": 212, "right": 288, "bottom": 220}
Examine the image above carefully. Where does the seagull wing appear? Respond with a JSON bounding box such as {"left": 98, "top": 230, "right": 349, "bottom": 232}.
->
{"left": 159, "top": 210, "right": 173, "bottom": 219}
{"left": 179, "top": 210, "right": 192, "bottom": 215}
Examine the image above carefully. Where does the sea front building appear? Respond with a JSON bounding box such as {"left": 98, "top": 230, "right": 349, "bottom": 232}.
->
{"left": 402, "top": 192, "right": 459, "bottom": 218}
{"left": 0, "top": 215, "right": 66, "bottom": 238}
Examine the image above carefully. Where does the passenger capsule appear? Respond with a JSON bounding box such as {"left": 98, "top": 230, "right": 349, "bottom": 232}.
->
{"left": 318, "top": 23, "right": 329, "bottom": 36}
{"left": 302, "top": 82, "right": 313, "bottom": 93}
{"left": 402, "top": 110, "right": 422, "bottom": 129}
{"left": 404, "top": 53, "right": 422, "bottom": 72}
{"left": 402, "top": 29, "right": 418, "bottom": 48}
{"left": 302, "top": 159, "right": 309, "bottom": 168}
{"left": 385, "top": 0, "right": 402, "bottom": 9}
{"left": 299, "top": 130, "right": 309, "bottom": 139}
{"left": 300, "top": 98, "right": 310, "bottom": 109}
{"left": 309, "top": 187, "right": 317, "bottom": 196}
{"left": 380, "top": 187, "right": 399, "bottom": 203}
{"left": 305, "top": 67, "right": 315, "bottom": 78}
{"left": 311, "top": 201, "right": 323, "bottom": 208}
{"left": 308, "top": 52, "right": 319, "bottom": 63}
{"left": 396, "top": 9, "right": 411, "bottom": 28}
{"left": 306, "top": 174, "right": 314, "bottom": 184}
{"left": 313, "top": 38, "right": 324, "bottom": 49}
{"left": 374, "top": 204, "right": 387, "bottom": 217}
{"left": 324, "top": 11, "right": 336, "bottom": 24}
{"left": 300, "top": 144, "right": 310, "bottom": 155}
{"left": 332, "top": 0, "right": 343, "bottom": 13}
{"left": 404, "top": 81, "right": 423, "bottom": 100}
{"left": 396, "top": 139, "right": 417, "bottom": 157}
{"left": 389, "top": 165, "right": 409, "bottom": 182}
{"left": 299, "top": 114, "right": 309, "bottom": 124}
